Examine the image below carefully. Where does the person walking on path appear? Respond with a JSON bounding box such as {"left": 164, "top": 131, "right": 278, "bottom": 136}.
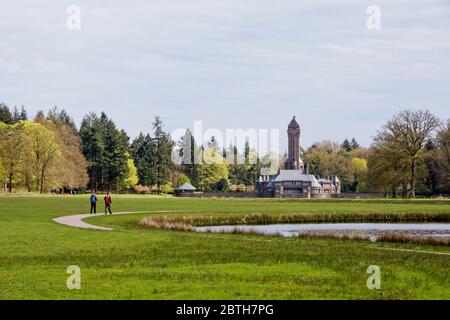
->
{"left": 104, "top": 192, "right": 112, "bottom": 215}
{"left": 90, "top": 192, "right": 98, "bottom": 214}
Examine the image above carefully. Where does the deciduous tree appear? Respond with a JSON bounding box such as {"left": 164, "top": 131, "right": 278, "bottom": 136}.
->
{"left": 374, "top": 110, "right": 440, "bottom": 197}
{"left": 436, "top": 120, "right": 450, "bottom": 193}
{"left": 23, "top": 122, "right": 62, "bottom": 193}
{"left": 198, "top": 139, "right": 229, "bottom": 191}
{"left": 0, "top": 122, "right": 27, "bottom": 192}
{"left": 121, "top": 158, "right": 139, "bottom": 190}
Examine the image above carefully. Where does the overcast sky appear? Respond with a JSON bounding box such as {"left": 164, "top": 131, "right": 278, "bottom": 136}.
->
{"left": 1, "top": 0, "right": 450, "bottom": 152}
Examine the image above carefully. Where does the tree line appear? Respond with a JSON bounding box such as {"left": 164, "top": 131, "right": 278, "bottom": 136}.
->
{"left": 1, "top": 103, "right": 450, "bottom": 197}
{"left": 302, "top": 110, "right": 450, "bottom": 197}
{"left": 0, "top": 104, "right": 88, "bottom": 193}
{"left": 0, "top": 103, "right": 261, "bottom": 194}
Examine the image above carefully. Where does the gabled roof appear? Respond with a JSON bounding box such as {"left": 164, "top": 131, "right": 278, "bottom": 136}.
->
{"left": 274, "top": 170, "right": 322, "bottom": 188}
{"left": 176, "top": 182, "right": 197, "bottom": 191}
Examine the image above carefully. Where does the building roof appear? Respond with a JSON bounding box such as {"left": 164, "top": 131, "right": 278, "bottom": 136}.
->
{"left": 274, "top": 170, "right": 322, "bottom": 188}
{"left": 288, "top": 116, "right": 300, "bottom": 129}
{"left": 176, "top": 182, "right": 197, "bottom": 191}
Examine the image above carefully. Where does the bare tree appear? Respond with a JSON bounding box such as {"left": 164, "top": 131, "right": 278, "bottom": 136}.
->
{"left": 375, "top": 110, "right": 440, "bottom": 197}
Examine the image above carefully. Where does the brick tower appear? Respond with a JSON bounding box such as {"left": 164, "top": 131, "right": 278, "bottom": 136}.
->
{"left": 285, "top": 116, "right": 302, "bottom": 170}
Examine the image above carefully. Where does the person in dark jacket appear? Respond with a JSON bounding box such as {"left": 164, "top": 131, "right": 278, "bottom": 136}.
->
{"left": 104, "top": 192, "right": 112, "bottom": 215}
{"left": 90, "top": 193, "right": 98, "bottom": 214}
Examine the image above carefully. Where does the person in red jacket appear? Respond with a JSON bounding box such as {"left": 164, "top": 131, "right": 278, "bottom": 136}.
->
{"left": 104, "top": 192, "right": 112, "bottom": 215}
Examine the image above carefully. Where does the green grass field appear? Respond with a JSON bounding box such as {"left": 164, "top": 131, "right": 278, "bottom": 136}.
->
{"left": 0, "top": 195, "right": 449, "bottom": 300}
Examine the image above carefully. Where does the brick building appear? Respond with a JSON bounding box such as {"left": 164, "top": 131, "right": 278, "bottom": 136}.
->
{"left": 258, "top": 116, "right": 341, "bottom": 198}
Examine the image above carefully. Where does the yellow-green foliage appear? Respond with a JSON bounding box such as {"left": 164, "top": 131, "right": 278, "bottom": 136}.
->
{"left": 0, "top": 120, "right": 87, "bottom": 193}
{"left": 122, "top": 158, "right": 139, "bottom": 189}
{"left": 198, "top": 147, "right": 229, "bottom": 191}
{"left": 176, "top": 173, "right": 191, "bottom": 187}
{"left": 160, "top": 182, "right": 174, "bottom": 194}
{"left": 23, "top": 121, "right": 62, "bottom": 192}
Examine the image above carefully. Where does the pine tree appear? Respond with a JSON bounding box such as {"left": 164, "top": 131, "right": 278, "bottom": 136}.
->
{"left": 350, "top": 138, "right": 360, "bottom": 150}
{"left": 152, "top": 116, "right": 175, "bottom": 189}
{"left": 227, "top": 143, "right": 240, "bottom": 185}
{"left": 12, "top": 107, "right": 20, "bottom": 124}
{"left": 131, "top": 133, "right": 158, "bottom": 186}
{"left": 142, "top": 134, "right": 159, "bottom": 186}
{"left": 47, "top": 106, "right": 77, "bottom": 131}
{"left": 177, "top": 129, "right": 199, "bottom": 187}
{"left": 80, "top": 112, "right": 104, "bottom": 191}
{"left": 243, "top": 140, "right": 261, "bottom": 187}
{"left": 342, "top": 139, "right": 352, "bottom": 152}
{"left": 100, "top": 112, "right": 128, "bottom": 191}
{"left": 19, "top": 106, "right": 28, "bottom": 121}
{"left": 0, "top": 103, "right": 13, "bottom": 124}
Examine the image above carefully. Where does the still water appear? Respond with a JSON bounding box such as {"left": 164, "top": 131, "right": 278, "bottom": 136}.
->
{"left": 196, "top": 223, "right": 450, "bottom": 238}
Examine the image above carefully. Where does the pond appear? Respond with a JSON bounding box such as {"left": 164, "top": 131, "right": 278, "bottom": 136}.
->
{"left": 195, "top": 223, "right": 450, "bottom": 239}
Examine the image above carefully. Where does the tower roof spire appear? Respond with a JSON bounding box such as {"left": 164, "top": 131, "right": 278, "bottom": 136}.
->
{"left": 288, "top": 116, "right": 300, "bottom": 129}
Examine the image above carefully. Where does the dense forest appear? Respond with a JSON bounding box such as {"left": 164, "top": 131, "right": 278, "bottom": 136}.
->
{"left": 1, "top": 103, "right": 449, "bottom": 197}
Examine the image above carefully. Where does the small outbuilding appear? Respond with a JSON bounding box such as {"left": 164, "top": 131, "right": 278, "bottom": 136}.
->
{"left": 175, "top": 182, "right": 197, "bottom": 196}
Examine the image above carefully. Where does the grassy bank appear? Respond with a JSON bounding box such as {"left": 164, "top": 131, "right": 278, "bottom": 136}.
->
{"left": 139, "top": 211, "right": 450, "bottom": 227}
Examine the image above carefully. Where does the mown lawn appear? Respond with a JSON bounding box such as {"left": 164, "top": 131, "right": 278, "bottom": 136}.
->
{"left": 0, "top": 195, "right": 449, "bottom": 299}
